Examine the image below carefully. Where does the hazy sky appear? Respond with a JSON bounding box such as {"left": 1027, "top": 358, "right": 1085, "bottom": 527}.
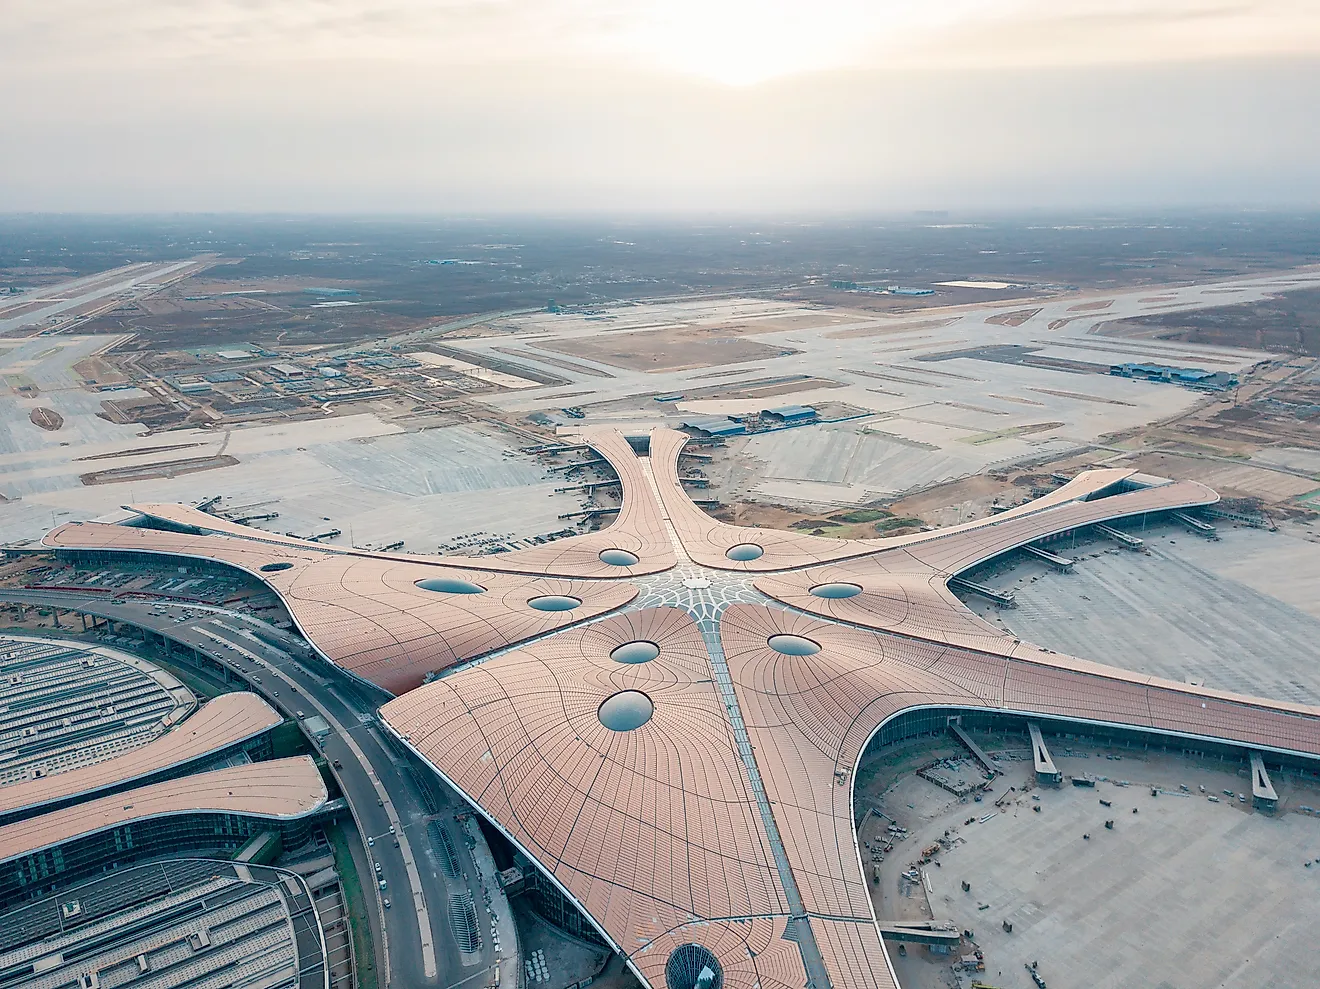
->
{"left": 6, "top": 0, "right": 1320, "bottom": 212}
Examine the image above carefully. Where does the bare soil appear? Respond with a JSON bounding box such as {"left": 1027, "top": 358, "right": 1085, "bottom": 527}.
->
{"left": 540, "top": 326, "right": 796, "bottom": 372}
{"left": 985, "top": 308, "right": 1041, "bottom": 327}
{"left": 1103, "top": 286, "right": 1320, "bottom": 356}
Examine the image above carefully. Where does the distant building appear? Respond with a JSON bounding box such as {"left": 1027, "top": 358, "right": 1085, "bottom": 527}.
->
{"left": 760, "top": 404, "right": 817, "bottom": 425}
{"left": 680, "top": 416, "right": 745, "bottom": 437}
{"left": 829, "top": 281, "right": 933, "bottom": 296}
{"left": 271, "top": 362, "right": 308, "bottom": 378}
{"left": 215, "top": 349, "right": 252, "bottom": 361}
{"left": 318, "top": 366, "right": 344, "bottom": 378}
{"left": 1110, "top": 363, "right": 1238, "bottom": 391}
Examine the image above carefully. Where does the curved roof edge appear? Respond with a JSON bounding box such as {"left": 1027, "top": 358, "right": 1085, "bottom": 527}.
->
{"left": 95, "top": 427, "right": 678, "bottom": 579}
{"left": 0, "top": 755, "right": 327, "bottom": 863}
{"left": 0, "top": 692, "right": 282, "bottom": 821}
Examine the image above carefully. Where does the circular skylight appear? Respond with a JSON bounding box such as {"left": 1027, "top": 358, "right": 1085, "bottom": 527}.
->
{"left": 528, "top": 595, "right": 582, "bottom": 612}
{"left": 767, "top": 634, "right": 821, "bottom": 656}
{"left": 598, "top": 691, "right": 654, "bottom": 731}
{"left": 725, "top": 543, "right": 764, "bottom": 562}
{"left": 809, "top": 582, "right": 862, "bottom": 599}
{"left": 416, "top": 576, "right": 486, "bottom": 595}
{"left": 598, "top": 548, "right": 640, "bottom": 567}
{"left": 610, "top": 640, "right": 660, "bottom": 664}
{"left": 259, "top": 562, "right": 294, "bottom": 573}
{"left": 665, "top": 944, "right": 723, "bottom": 989}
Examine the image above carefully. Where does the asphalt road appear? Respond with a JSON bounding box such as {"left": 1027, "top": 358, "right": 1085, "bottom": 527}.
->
{"left": 0, "top": 589, "right": 494, "bottom": 989}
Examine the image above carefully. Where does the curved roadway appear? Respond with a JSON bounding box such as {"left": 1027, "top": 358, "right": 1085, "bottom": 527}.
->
{"left": 0, "top": 589, "right": 493, "bottom": 989}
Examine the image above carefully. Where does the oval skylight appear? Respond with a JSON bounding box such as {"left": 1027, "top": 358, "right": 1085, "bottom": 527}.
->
{"left": 767, "top": 634, "right": 821, "bottom": 656}
{"left": 528, "top": 595, "right": 582, "bottom": 612}
{"left": 725, "top": 543, "right": 764, "bottom": 562}
{"left": 610, "top": 640, "right": 660, "bottom": 664}
{"left": 598, "top": 691, "right": 654, "bottom": 731}
{"left": 416, "top": 576, "right": 486, "bottom": 594}
{"left": 809, "top": 582, "right": 862, "bottom": 599}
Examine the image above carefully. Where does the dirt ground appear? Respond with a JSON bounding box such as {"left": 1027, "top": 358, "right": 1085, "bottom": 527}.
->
{"left": 72, "top": 356, "right": 130, "bottom": 386}
{"left": 710, "top": 500, "right": 924, "bottom": 538}
{"left": 1122, "top": 452, "right": 1319, "bottom": 504}
{"left": 540, "top": 325, "right": 797, "bottom": 372}
{"left": 1104, "top": 285, "right": 1320, "bottom": 356}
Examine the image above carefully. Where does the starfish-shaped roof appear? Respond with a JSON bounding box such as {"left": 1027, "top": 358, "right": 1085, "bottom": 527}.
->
{"left": 44, "top": 427, "right": 1320, "bottom": 989}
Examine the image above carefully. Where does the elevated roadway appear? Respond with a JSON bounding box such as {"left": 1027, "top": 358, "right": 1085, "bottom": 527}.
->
{"left": 0, "top": 588, "right": 493, "bottom": 989}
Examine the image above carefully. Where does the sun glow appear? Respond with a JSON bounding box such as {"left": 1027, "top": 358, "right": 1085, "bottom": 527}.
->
{"left": 598, "top": 0, "right": 985, "bottom": 86}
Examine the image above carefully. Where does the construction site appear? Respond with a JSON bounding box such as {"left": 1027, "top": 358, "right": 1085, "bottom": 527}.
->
{"left": 4, "top": 260, "right": 1320, "bottom": 561}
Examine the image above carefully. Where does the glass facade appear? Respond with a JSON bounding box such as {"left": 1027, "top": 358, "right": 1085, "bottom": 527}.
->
{"left": 1, "top": 811, "right": 315, "bottom": 909}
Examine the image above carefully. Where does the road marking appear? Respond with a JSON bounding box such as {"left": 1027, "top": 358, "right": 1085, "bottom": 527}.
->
{"left": 244, "top": 646, "right": 438, "bottom": 981}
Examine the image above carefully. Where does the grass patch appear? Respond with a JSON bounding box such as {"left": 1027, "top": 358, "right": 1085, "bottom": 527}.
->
{"left": 830, "top": 508, "right": 890, "bottom": 524}
{"left": 329, "top": 826, "right": 379, "bottom": 989}
{"left": 873, "top": 517, "right": 924, "bottom": 533}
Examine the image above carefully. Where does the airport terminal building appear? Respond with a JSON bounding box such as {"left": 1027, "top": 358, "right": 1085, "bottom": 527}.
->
{"left": 34, "top": 427, "right": 1320, "bottom": 989}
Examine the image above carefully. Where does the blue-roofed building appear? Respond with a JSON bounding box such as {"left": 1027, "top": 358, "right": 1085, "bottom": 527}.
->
{"left": 680, "top": 416, "right": 745, "bottom": 437}
{"left": 1109, "top": 363, "right": 1238, "bottom": 391}
{"left": 761, "top": 404, "right": 818, "bottom": 425}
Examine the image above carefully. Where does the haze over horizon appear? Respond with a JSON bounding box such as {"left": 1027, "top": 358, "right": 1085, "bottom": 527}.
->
{"left": 6, "top": 0, "right": 1320, "bottom": 213}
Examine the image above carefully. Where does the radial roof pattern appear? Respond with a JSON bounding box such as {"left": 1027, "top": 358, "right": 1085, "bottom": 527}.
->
{"left": 45, "top": 427, "right": 1320, "bottom": 989}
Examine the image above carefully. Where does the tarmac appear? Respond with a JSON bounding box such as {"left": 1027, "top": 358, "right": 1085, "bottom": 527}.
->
{"left": 872, "top": 743, "right": 1320, "bottom": 989}
{"left": 962, "top": 523, "right": 1320, "bottom": 706}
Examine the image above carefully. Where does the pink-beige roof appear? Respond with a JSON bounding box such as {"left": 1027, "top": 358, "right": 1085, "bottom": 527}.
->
{"left": 0, "top": 693, "right": 281, "bottom": 821}
{"left": 0, "top": 756, "right": 327, "bottom": 862}
{"left": 383, "top": 607, "right": 1320, "bottom": 989}
{"left": 121, "top": 427, "right": 676, "bottom": 579}
{"left": 382, "top": 608, "right": 811, "bottom": 989}
{"left": 42, "top": 522, "right": 640, "bottom": 694}
{"left": 45, "top": 424, "right": 1309, "bottom": 989}
{"left": 42, "top": 428, "right": 1215, "bottom": 694}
